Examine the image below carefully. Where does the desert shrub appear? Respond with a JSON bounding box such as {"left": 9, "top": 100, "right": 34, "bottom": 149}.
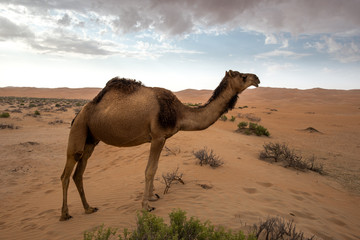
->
{"left": 237, "top": 122, "right": 270, "bottom": 137}
{"left": 29, "top": 103, "right": 36, "bottom": 108}
{"left": 238, "top": 121, "right": 248, "bottom": 129}
{"left": 162, "top": 167, "right": 184, "bottom": 194}
{"left": 193, "top": 147, "right": 224, "bottom": 168}
{"left": 34, "top": 110, "right": 41, "bottom": 116}
{"left": 252, "top": 217, "right": 314, "bottom": 240}
{"left": 254, "top": 125, "right": 269, "bottom": 136}
{"left": 84, "top": 224, "right": 117, "bottom": 240}
{"left": 119, "top": 209, "right": 252, "bottom": 240}
{"left": 230, "top": 116, "right": 236, "bottom": 122}
{"left": 220, "top": 115, "right": 228, "bottom": 121}
{"left": 83, "top": 210, "right": 316, "bottom": 240}
{"left": 0, "top": 123, "right": 19, "bottom": 129}
{"left": 259, "top": 143, "right": 324, "bottom": 174}
{"left": 0, "top": 112, "right": 10, "bottom": 118}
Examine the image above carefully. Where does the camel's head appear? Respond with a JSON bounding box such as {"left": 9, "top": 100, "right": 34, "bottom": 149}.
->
{"left": 226, "top": 70, "right": 260, "bottom": 91}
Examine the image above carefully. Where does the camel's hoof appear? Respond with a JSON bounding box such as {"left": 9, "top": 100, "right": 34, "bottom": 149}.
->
{"left": 149, "top": 194, "right": 160, "bottom": 202}
{"left": 59, "top": 214, "right": 72, "bottom": 221}
{"left": 85, "top": 207, "right": 98, "bottom": 214}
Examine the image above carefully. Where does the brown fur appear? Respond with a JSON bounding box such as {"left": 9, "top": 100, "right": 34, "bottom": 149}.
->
{"left": 155, "top": 88, "right": 178, "bottom": 129}
{"left": 92, "top": 77, "right": 143, "bottom": 104}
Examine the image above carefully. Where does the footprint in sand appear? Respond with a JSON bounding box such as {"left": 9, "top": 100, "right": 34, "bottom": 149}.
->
{"left": 243, "top": 187, "right": 257, "bottom": 194}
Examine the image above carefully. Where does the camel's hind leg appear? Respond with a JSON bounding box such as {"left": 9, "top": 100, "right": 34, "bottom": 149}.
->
{"left": 60, "top": 154, "right": 77, "bottom": 221}
{"left": 73, "top": 143, "right": 98, "bottom": 214}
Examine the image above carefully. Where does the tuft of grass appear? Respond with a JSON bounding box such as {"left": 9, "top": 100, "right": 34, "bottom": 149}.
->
{"left": 230, "top": 116, "right": 236, "bottom": 122}
{"left": 259, "top": 142, "right": 324, "bottom": 174}
{"left": 219, "top": 115, "right": 228, "bottom": 121}
{"left": 84, "top": 224, "right": 117, "bottom": 240}
{"left": 34, "top": 110, "right": 41, "bottom": 116}
{"left": 0, "top": 112, "right": 10, "bottom": 118}
{"left": 236, "top": 122, "right": 270, "bottom": 137}
{"left": 238, "top": 121, "right": 248, "bottom": 129}
{"left": 193, "top": 147, "right": 224, "bottom": 168}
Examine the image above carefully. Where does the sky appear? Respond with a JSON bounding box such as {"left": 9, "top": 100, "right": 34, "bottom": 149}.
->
{"left": 0, "top": 0, "right": 360, "bottom": 91}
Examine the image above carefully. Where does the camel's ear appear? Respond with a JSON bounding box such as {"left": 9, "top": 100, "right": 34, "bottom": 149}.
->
{"left": 228, "top": 70, "right": 233, "bottom": 77}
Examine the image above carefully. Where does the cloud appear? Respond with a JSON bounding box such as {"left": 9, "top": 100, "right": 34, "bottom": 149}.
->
{"left": 58, "top": 13, "right": 71, "bottom": 26}
{"left": 0, "top": 16, "right": 34, "bottom": 40}
{"left": 306, "top": 36, "right": 360, "bottom": 63}
{"left": 255, "top": 50, "right": 310, "bottom": 59}
{"left": 1, "top": 0, "right": 359, "bottom": 58}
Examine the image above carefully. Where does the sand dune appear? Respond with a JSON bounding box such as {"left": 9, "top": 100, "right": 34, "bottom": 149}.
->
{"left": 0, "top": 87, "right": 359, "bottom": 239}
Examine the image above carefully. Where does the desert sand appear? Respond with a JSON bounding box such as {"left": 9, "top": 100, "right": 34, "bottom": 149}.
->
{"left": 0, "top": 86, "right": 359, "bottom": 240}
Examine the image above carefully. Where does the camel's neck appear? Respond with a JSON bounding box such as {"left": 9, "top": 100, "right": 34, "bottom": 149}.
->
{"left": 179, "top": 80, "right": 239, "bottom": 131}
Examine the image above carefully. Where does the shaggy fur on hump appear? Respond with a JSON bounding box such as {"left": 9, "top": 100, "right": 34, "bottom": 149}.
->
{"left": 203, "top": 74, "right": 239, "bottom": 115}
{"left": 92, "top": 77, "right": 143, "bottom": 104}
{"left": 155, "top": 88, "right": 178, "bottom": 129}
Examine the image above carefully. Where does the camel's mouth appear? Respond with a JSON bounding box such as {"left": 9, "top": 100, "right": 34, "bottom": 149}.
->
{"left": 252, "top": 80, "right": 260, "bottom": 88}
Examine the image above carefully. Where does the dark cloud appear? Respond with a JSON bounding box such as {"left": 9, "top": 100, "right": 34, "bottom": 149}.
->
{"left": 1, "top": 0, "right": 359, "bottom": 57}
{"left": 0, "top": 16, "right": 34, "bottom": 40}
{"left": 58, "top": 13, "right": 71, "bottom": 26}
{"left": 2, "top": 0, "right": 360, "bottom": 36}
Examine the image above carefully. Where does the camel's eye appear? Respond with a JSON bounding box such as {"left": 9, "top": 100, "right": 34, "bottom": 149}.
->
{"left": 242, "top": 76, "right": 247, "bottom": 82}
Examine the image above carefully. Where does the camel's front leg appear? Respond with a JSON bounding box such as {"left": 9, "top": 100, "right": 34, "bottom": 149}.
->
{"left": 142, "top": 137, "right": 165, "bottom": 211}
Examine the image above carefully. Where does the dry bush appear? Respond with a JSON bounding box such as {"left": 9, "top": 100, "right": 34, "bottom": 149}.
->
{"left": 259, "top": 143, "right": 324, "bottom": 174}
{"left": 193, "top": 147, "right": 224, "bottom": 168}
{"left": 0, "top": 123, "right": 19, "bottom": 129}
{"left": 162, "top": 167, "right": 184, "bottom": 194}
{"left": 252, "top": 217, "right": 314, "bottom": 240}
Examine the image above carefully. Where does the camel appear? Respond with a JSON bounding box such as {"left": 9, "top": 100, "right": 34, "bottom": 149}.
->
{"left": 60, "top": 70, "right": 260, "bottom": 221}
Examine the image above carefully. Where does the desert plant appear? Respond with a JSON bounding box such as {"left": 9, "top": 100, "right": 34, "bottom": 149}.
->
{"left": 259, "top": 143, "right": 324, "bottom": 174}
{"left": 237, "top": 122, "right": 270, "bottom": 137}
{"left": 252, "top": 217, "right": 314, "bottom": 240}
{"left": 193, "top": 147, "right": 224, "bottom": 168}
{"left": 84, "top": 224, "right": 117, "bottom": 240}
{"left": 0, "top": 112, "right": 10, "bottom": 118}
{"left": 220, "top": 115, "right": 228, "bottom": 121}
{"left": 162, "top": 167, "right": 185, "bottom": 194}
{"left": 230, "top": 116, "right": 236, "bottom": 122}
{"left": 238, "top": 121, "right": 248, "bottom": 129}
{"left": 34, "top": 110, "right": 41, "bottom": 116}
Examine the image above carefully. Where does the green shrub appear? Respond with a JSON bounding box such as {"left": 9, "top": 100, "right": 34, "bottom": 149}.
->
{"left": 238, "top": 121, "right": 248, "bottom": 129}
{"left": 34, "top": 110, "right": 41, "bottom": 116}
{"left": 236, "top": 122, "right": 270, "bottom": 137}
{"left": 220, "top": 115, "right": 228, "bottom": 121}
{"left": 0, "top": 112, "right": 10, "bottom": 118}
{"left": 230, "top": 116, "right": 236, "bottom": 122}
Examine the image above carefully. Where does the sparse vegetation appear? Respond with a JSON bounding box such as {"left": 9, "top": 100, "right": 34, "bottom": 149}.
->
{"left": 84, "top": 209, "right": 255, "bottom": 240}
{"left": 34, "top": 110, "right": 41, "bottom": 116}
{"left": 0, "top": 123, "right": 19, "bottom": 129}
{"left": 220, "top": 115, "right": 228, "bottom": 121}
{"left": 236, "top": 122, "right": 270, "bottom": 137}
{"left": 162, "top": 167, "right": 184, "bottom": 194}
{"left": 238, "top": 121, "right": 248, "bottom": 129}
{"left": 230, "top": 116, "right": 236, "bottom": 122}
{"left": 259, "top": 142, "right": 324, "bottom": 174}
{"left": 0, "top": 112, "right": 10, "bottom": 118}
{"left": 193, "top": 147, "right": 224, "bottom": 168}
{"left": 252, "top": 217, "right": 314, "bottom": 240}
{"left": 237, "top": 113, "right": 261, "bottom": 122}
{"left": 83, "top": 209, "right": 314, "bottom": 240}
